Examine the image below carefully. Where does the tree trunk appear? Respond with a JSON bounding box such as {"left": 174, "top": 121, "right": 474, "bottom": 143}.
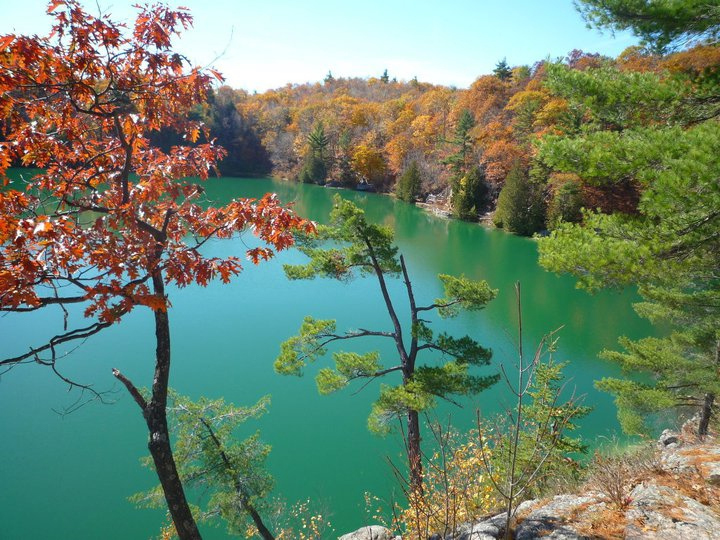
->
{"left": 700, "top": 340, "right": 720, "bottom": 437}
{"left": 146, "top": 272, "right": 202, "bottom": 540}
{"left": 199, "top": 418, "right": 274, "bottom": 540}
{"left": 699, "top": 393, "right": 714, "bottom": 437}
{"left": 407, "top": 409, "right": 423, "bottom": 494}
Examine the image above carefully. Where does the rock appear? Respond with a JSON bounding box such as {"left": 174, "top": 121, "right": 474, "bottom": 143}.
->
{"left": 700, "top": 461, "right": 720, "bottom": 486}
{"left": 658, "top": 429, "right": 680, "bottom": 448}
{"left": 692, "top": 446, "right": 720, "bottom": 486}
{"left": 338, "top": 525, "right": 395, "bottom": 540}
{"left": 660, "top": 447, "right": 697, "bottom": 475}
{"left": 450, "top": 512, "right": 506, "bottom": 539}
{"left": 514, "top": 495, "right": 594, "bottom": 539}
{"left": 625, "top": 483, "right": 720, "bottom": 539}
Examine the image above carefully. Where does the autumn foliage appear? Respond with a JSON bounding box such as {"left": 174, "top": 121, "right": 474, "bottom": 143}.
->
{"left": 0, "top": 1, "right": 311, "bottom": 326}
{"left": 0, "top": 3, "right": 311, "bottom": 538}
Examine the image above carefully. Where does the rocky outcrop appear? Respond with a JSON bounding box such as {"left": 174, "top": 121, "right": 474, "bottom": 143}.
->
{"left": 338, "top": 423, "right": 720, "bottom": 539}
{"left": 338, "top": 525, "right": 397, "bottom": 540}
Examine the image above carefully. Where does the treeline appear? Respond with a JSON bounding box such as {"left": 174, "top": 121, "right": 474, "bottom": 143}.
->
{"left": 188, "top": 44, "right": 718, "bottom": 236}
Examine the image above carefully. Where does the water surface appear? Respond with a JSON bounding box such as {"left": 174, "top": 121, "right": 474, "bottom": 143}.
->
{"left": 0, "top": 174, "right": 652, "bottom": 538}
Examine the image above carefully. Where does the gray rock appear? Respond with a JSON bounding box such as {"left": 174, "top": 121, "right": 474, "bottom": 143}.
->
{"left": 701, "top": 461, "right": 720, "bottom": 486}
{"left": 450, "top": 512, "right": 506, "bottom": 539}
{"left": 514, "top": 495, "right": 593, "bottom": 540}
{"left": 660, "top": 447, "right": 697, "bottom": 475}
{"left": 658, "top": 429, "right": 680, "bottom": 448}
{"left": 338, "top": 525, "right": 394, "bottom": 540}
{"left": 625, "top": 483, "right": 720, "bottom": 539}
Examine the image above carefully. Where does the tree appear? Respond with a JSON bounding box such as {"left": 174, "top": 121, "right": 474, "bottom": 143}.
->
{"left": 334, "top": 129, "right": 356, "bottom": 186}
{"left": 546, "top": 175, "right": 584, "bottom": 230}
{"left": 538, "top": 122, "right": 720, "bottom": 435}
{"left": 493, "top": 58, "right": 513, "bottom": 81}
{"left": 133, "top": 392, "right": 276, "bottom": 539}
{"left": 298, "top": 122, "right": 329, "bottom": 183}
{"left": 443, "top": 109, "right": 476, "bottom": 178}
{"left": 275, "top": 196, "right": 499, "bottom": 492}
{"left": 351, "top": 143, "right": 386, "bottom": 186}
{"left": 576, "top": 0, "right": 720, "bottom": 53}
{"left": 537, "top": 5, "right": 720, "bottom": 436}
{"left": 0, "top": 3, "right": 310, "bottom": 538}
{"left": 451, "top": 166, "right": 490, "bottom": 221}
{"left": 381, "top": 69, "right": 390, "bottom": 83}
{"left": 207, "top": 87, "right": 273, "bottom": 176}
{"left": 395, "top": 160, "right": 422, "bottom": 202}
{"left": 479, "top": 284, "right": 589, "bottom": 540}
{"left": 493, "top": 165, "right": 545, "bottom": 235}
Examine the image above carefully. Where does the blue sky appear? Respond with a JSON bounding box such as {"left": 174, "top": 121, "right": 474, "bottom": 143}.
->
{"left": 2, "top": 1, "right": 638, "bottom": 92}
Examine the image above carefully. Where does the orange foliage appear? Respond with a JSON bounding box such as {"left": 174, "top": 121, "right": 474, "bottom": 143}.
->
{"left": 617, "top": 46, "right": 662, "bottom": 73}
{"left": 482, "top": 140, "right": 527, "bottom": 184}
{"left": 661, "top": 44, "right": 720, "bottom": 78}
{"left": 0, "top": 0, "right": 313, "bottom": 322}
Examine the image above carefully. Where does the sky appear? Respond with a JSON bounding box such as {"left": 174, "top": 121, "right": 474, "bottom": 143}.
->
{"left": 1, "top": 0, "right": 639, "bottom": 92}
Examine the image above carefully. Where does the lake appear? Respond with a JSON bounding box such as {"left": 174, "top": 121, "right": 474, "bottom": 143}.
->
{"left": 0, "top": 173, "right": 653, "bottom": 538}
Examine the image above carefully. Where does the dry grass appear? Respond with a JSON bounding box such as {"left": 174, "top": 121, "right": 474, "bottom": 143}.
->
{"left": 572, "top": 506, "right": 627, "bottom": 539}
{"left": 585, "top": 444, "right": 659, "bottom": 510}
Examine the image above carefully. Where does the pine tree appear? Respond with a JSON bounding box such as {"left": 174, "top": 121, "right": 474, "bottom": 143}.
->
{"left": 493, "top": 165, "right": 545, "bottom": 235}
{"left": 493, "top": 58, "right": 513, "bottom": 81}
{"left": 546, "top": 178, "right": 583, "bottom": 230}
{"left": 395, "top": 161, "right": 422, "bottom": 202}
{"left": 298, "top": 122, "right": 329, "bottom": 183}
{"left": 538, "top": 2, "right": 720, "bottom": 435}
{"left": 275, "top": 196, "right": 499, "bottom": 492}
{"left": 452, "top": 166, "right": 490, "bottom": 221}
{"left": 444, "top": 110, "right": 476, "bottom": 177}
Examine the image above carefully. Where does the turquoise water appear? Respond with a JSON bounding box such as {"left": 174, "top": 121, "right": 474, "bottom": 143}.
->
{"left": 0, "top": 174, "right": 652, "bottom": 538}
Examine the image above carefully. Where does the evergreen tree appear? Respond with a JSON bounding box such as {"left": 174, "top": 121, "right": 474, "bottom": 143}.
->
{"left": 493, "top": 58, "right": 513, "bottom": 81}
{"left": 335, "top": 129, "right": 356, "bottom": 186}
{"left": 395, "top": 160, "right": 422, "bottom": 202}
{"left": 493, "top": 165, "right": 545, "bottom": 235}
{"left": 576, "top": 0, "right": 720, "bottom": 52}
{"left": 381, "top": 68, "right": 390, "bottom": 83}
{"left": 444, "top": 109, "right": 477, "bottom": 214}
{"left": 133, "top": 392, "right": 276, "bottom": 539}
{"left": 275, "top": 196, "right": 499, "bottom": 492}
{"left": 298, "top": 154, "right": 327, "bottom": 184}
{"left": 298, "top": 122, "right": 329, "bottom": 184}
{"left": 546, "top": 178, "right": 583, "bottom": 230}
{"left": 538, "top": 3, "right": 720, "bottom": 435}
{"left": 307, "top": 121, "right": 329, "bottom": 157}
{"left": 539, "top": 122, "right": 720, "bottom": 435}
{"left": 451, "top": 166, "right": 490, "bottom": 221}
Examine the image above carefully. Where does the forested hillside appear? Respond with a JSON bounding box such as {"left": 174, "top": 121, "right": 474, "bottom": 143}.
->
{"left": 184, "top": 44, "right": 718, "bottom": 237}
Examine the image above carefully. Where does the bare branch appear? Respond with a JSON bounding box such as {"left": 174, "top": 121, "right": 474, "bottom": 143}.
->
{"left": 1, "top": 320, "right": 114, "bottom": 366}
{"left": 112, "top": 368, "right": 148, "bottom": 411}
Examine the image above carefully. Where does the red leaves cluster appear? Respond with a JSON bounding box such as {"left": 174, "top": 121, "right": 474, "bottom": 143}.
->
{"left": 0, "top": 1, "right": 313, "bottom": 325}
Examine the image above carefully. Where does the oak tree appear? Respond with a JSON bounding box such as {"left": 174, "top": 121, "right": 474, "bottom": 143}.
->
{"left": 0, "top": 2, "right": 310, "bottom": 538}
